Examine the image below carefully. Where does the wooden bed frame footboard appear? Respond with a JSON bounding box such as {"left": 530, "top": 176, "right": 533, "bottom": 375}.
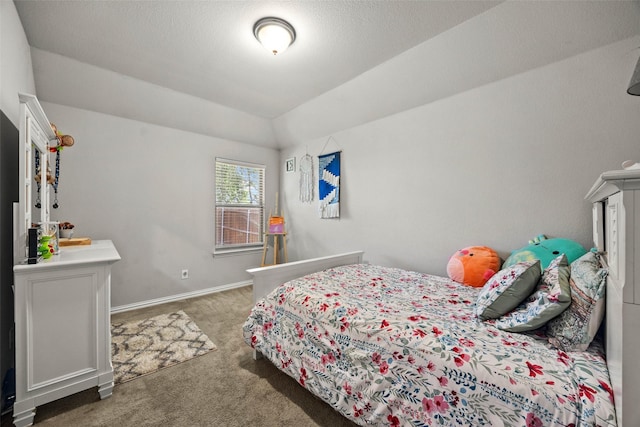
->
{"left": 247, "top": 250, "right": 365, "bottom": 303}
{"left": 247, "top": 251, "right": 365, "bottom": 359}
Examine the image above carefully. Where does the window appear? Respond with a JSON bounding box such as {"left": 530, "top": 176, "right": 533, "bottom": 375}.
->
{"left": 215, "top": 158, "right": 264, "bottom": 252}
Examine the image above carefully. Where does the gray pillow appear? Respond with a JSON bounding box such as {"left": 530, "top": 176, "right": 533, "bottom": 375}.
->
{"left": 475, "top": 260, "right": 541, "bottom": 320}
{"left": 494, "top": 254, "right": 571, "bottom": 332}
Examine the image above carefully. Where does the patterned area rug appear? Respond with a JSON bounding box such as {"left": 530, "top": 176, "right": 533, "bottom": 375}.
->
{"left": 111, "top": 310, "right": 217, "bottom": 384}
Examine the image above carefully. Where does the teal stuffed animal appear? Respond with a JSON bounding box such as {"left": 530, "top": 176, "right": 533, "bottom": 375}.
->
{"left": 503, "top": 234, "right": 587, "bottom": 270}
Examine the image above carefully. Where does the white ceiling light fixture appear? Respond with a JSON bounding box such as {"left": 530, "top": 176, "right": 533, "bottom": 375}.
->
{"left": 253, "top": 17, "right": 296, "bottom": 56}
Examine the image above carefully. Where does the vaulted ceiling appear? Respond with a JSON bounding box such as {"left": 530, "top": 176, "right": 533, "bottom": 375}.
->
{"left": 14, "top": 1, "right": 640, "bottom": 148}
{"left": 15, "top": 0, "right": 501, "bottom": 119}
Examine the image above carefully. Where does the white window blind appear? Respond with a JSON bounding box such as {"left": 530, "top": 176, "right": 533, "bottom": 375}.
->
{"left": 215, "top": 158, "right": 265, "bottom": 251}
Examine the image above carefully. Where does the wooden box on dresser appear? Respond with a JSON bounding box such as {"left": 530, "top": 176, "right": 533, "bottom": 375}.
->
{"left": 586, "top": 168, "right": 640, "bottom": 427}
{"left": 12, "top": 241, "right": 120, "bottom": 427}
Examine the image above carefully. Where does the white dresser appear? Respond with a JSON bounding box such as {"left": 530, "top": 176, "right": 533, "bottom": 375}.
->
{"left": 12, "top": 240, "right": 120, "bottom": 427}
{"left": 586, "top": 168, "right": 640, "bottom": 427}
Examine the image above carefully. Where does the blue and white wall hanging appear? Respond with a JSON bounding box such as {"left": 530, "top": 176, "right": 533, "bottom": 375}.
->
{"left": 318, "top": 151, "right": 340, "bottom": 218}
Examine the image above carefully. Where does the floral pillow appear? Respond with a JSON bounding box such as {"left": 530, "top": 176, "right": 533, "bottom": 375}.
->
{"left": 546, "top": 251, "right": 608, "bottom": 352}
{"left": 494, "top": 254, "right": 571, "bottom": 332}
{"left": 475, "top": 260, "right": 541, "bottom": 320}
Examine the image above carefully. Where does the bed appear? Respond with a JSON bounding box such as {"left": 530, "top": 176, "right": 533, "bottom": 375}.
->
{"left": 243, "top": 168, "right": 640, "bottom": 427}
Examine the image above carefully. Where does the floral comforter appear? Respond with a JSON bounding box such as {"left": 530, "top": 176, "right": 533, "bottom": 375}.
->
{"left": 243, "top": 264, "right": 616, "bottom": 426}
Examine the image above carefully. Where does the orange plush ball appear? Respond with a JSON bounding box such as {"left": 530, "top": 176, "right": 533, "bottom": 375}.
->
{"left": 447, "top": 246, "right": 500, "bottom": 288}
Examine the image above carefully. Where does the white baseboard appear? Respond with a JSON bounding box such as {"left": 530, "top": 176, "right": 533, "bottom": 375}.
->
{"left": 111, "top": 280, "right": 252, "bottom": 314}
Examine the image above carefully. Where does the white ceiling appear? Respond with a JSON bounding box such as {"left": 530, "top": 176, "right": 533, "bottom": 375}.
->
{"left": 14, "top": 0, "right": 502, "bottom": 119}
{"left": 14, "top": 1, "right": 640, "bottom": 148}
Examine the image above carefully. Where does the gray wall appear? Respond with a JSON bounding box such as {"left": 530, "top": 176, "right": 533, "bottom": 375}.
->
{"left": 277, "top": 18, "right": 640, "bottom": 277}
{"left": 41, "top": 102, "right": 280, "bottom": 309}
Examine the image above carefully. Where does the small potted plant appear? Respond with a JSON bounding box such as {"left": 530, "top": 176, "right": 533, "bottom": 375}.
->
{"left": 59, "top": 222, "right": 75, "bottom": 239}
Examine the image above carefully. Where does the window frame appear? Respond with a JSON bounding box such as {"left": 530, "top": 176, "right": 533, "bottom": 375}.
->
{"left": 214, "top": 158, "right": 265, "bottom": 255}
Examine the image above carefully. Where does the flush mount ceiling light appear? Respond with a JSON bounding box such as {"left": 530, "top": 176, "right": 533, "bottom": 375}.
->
{"left": 253, "top": 17, "right": 296, "bottom": 56}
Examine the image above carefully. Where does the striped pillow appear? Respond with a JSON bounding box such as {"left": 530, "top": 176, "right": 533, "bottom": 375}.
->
{"left": 546, "top": 251, "right": 607, "bottom": 351}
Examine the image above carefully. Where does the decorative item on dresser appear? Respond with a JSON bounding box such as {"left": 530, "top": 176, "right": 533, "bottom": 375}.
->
{"left": 585, "top": 167, "right": 640, "bottom": 427}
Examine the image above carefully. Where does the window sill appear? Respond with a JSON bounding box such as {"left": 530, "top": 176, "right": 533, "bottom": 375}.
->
{"left": 213, "top": 246, "right": 263, "bottom": 257}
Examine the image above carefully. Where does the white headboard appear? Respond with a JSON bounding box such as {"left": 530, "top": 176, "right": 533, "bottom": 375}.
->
{"left": 585, "top": 169, "right": 640, "bottom": 427}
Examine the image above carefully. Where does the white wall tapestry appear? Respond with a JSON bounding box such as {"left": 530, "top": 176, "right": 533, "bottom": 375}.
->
{"left": 299, "top": 153, "right": 314, "bottom": 203}
{"left": 318, "top": 151, "right": 340, "bottom": 218}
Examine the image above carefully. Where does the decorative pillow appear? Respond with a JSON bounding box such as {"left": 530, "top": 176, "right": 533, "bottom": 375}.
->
{"left": 446, "top": 246, "right": 501, "bottom": 288}
{"left": 475, "top": 260, "right": 541, "bottom": 320}
{"left": 547, "top": 251, "right": 608, "bottom": 351}
{"left": 494, "top": 254, "right": 571, "bottom": 332}
{"left": 503, "top": 235, "right": 587, "bottom": 270}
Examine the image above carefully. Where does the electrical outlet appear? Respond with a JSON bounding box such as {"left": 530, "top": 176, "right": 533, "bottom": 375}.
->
{"left": 181, "top": 269, "right": 189, "bottom": 279}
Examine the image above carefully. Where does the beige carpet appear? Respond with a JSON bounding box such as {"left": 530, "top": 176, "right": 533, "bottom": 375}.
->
{"left": 111, "top": 310, "right": 217, "bottom": 384}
